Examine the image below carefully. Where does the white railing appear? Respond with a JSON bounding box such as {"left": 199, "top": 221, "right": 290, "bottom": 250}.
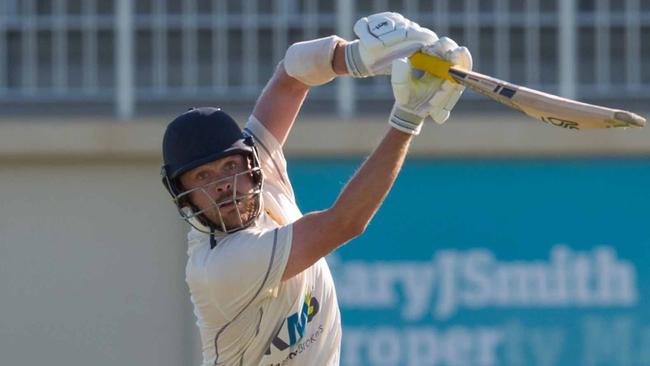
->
{"left": 0, "top": 0, "right": 649, "bottom": 119}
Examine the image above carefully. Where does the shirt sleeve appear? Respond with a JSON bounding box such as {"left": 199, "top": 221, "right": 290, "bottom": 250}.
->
{"left": 243, "top": 115, "right": 295, "bottom": 201}
{"left": 202, "top": 224, "right": 293, "bottom": 319}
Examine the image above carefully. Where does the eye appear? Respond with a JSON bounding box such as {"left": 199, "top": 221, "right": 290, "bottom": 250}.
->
{"left": 195, "top": 171, "right": 211, "bottom": 181}
{"left": 224, "top": 161, "right": 239, "bottom": 172}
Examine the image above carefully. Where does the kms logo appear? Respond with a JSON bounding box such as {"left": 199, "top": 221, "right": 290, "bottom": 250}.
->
{"left": 265, "top": 290, "right": 320, "bottom": 355}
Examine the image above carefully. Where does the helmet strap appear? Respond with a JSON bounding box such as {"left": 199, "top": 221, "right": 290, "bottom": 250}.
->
{"left": 209, "top": 229, "right": 217, "bottom": 249}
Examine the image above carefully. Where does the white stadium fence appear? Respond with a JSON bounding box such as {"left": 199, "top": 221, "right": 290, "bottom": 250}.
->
{"left": 0, "top": 0, "right": 649, "bottom": 119}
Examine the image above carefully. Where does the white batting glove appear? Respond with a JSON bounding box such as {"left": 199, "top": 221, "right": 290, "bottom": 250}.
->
{"left": 388, "top": 37, "right": 472, "bottom": 135}
{"left": 421, "top": 37, "right": 473, "bottom": 124}
{"left": 345, "top": 12, "right": 438, "bottom": 78}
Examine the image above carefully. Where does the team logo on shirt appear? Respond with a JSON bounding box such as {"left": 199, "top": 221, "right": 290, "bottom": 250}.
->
{"left": 265, "top": 289, "right": 320, "bottom": 355}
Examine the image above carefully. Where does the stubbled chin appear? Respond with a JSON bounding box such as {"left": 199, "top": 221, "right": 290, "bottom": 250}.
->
{"left": 220, "top": 203, "right": 256, "bottom": 229}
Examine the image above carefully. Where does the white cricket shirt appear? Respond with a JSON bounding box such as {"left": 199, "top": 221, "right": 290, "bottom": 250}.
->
{"left": 185, "top": 115, "right": 341, "bottom": 365}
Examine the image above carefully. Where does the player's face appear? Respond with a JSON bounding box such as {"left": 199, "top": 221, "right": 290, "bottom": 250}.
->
{"left": 178, "top": 154, "right": 258, "bottom": 231}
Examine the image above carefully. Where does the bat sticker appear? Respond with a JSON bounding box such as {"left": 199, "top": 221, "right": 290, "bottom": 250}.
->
{"left": 541, "top": 117, "right": 580, "bottom": 129}
{"left": 498, "top": 87, "right": 517, "bottom": 98}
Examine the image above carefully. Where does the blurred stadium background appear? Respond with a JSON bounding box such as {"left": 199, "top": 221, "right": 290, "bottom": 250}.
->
{"left": 1, "top": 1, "right": 649, "bottom": 365}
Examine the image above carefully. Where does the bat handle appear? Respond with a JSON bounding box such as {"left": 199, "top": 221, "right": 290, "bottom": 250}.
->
{"left": 409, "top": 51, "right": 459, "bottom": 84}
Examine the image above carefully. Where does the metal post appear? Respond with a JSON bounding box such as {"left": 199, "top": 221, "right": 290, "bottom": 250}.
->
{"left": 22, "top": 0, "right": 36, "bottom": 94}
{"left": 595, "top": 0, "right": 610, "bottom": 92}
{"left": 153, "top": 0, "right": 168, "bottom": 94}
{"left": 82, "top": 0, "right": 98, "bottom": 92}
{"left": 243, "top": 0, "right": 258, "bottom": 92}
{"left": 404, "top": 0, "right": 417, "bottom": 18}
{"left": 464, "top": 0, "right": 479, "bottom": 68}
{"left": 0, "top": 0, "right": 6, "bottom": 94}
{"left": 212, "top": 0, "right": 227, "bottom": 91}
{"left": 495, "top": 0, "right": 510, "bottom": 79}
{"left": 336, "top": 0, "right": 354, "bottom": 120}
{"left": 53, "top": 0, "right": 67, "bottom": 94}
{"left": 116, "top": 0, "right": 134, "bottom": 120}
{"left": 525, "top": 0, "right": 540, "bottom": 87}
{"left": 273, "top": 0, "right": 289, "bottom": 65}
{"left": 626, "top": 0, "right": 641, "bottom": 91}
{"left": 435, "top": 0, "right": 449, "bottom": 37}
{"left": 303, "top": 0, "right": 318, "bottom": 40}
{"left": 559, "top": 0, "right": 576, "bottom": 98}
{"left": 182, "top": 0, "right": 198, "bottom": 93}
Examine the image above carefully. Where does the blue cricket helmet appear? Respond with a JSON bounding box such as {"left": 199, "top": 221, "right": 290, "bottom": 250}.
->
{"left": 161, "top": 107, "right": 263, "bottom": 233}
{"left": 162, "top": 107, "right": 254, "bottom": 187}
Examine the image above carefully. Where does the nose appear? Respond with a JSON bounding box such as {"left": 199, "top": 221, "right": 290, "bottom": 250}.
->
{"left": 217, "top": 182, "right": 232, "bottom": 192}
{"left": 215, "top": 180, "right": 232, "bottom": 193}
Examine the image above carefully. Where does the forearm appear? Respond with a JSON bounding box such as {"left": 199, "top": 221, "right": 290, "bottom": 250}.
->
{"left": 330, "top": 127, "right": 413, "bottom": 234}
{"left": 284, "top": 127, "right": 412, "bottom": 280}
{"left": 251, "top": 38, "right": 349, "bottom": 146}
{"left": 252, "top": 62, "right": 309, "bottom": 146}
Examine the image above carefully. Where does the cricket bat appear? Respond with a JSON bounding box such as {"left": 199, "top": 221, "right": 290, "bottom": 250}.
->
{"left": 409, "top": 51, "right": 646, "bottom": 130}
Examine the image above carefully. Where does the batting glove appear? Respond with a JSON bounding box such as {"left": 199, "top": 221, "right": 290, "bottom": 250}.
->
{"left": 345, "top": 12, "right": 438, "bottom": 78}
{"left": 421, "top": 37, "right": 473, "bottom": 124}
{"left": 389, "top": 37, "right": 472, "bottom": 135}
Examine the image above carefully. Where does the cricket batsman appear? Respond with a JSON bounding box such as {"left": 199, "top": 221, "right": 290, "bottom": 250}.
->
{"left": 161, "top": 12, "right": 471, "bottom": 365}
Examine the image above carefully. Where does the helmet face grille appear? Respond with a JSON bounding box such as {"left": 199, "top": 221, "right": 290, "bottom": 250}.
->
{"left": 174, "top": 166, "right": 263, "bottom": 233}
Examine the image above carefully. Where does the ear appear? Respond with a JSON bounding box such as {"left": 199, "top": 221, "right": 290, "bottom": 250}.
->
{"left": 175, "top": 178, "right": 186, "bottom": 192}
{"left": 175, "top": 172, "right": 189, "bottom": 192}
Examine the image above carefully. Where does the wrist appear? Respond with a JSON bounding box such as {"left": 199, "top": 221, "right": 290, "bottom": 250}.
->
{"left": 344, "top": 40, "right": 371, "bottom": 78}
{"left": 388, "top": 104, "right": 424, "bottom": 135}
{"left": 332, "top": 40, "right": 350, "bottom": 75}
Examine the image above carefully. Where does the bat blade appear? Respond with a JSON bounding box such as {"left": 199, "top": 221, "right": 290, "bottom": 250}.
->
{"left": 410, "top": 52, "right": 646, "bottom": 130}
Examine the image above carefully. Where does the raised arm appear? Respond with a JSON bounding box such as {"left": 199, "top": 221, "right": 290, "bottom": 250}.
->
{"left": 281, "top": 35, "right": 473, "bottom": 281}
{"left": 282, "top": 126, "right": 412, "bottom": 281}
{"left": 252, "top": 40, "right": 348, "bottom": 147}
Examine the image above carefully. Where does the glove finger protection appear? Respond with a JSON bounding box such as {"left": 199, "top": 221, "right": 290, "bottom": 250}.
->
{"left": 421, "top": 38, "right": 473, "bottom": 124}
{"left": 391, "top": 58, "right": 412, "bottom": 107}
{"left": 345, "top": 12, "right": 438, "bottom": 77}
{"left": 448, "top": 45, "right": 473, "bottom": 70}
{"left": 437, "top": 46, "right": 472, "bottom": 118}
